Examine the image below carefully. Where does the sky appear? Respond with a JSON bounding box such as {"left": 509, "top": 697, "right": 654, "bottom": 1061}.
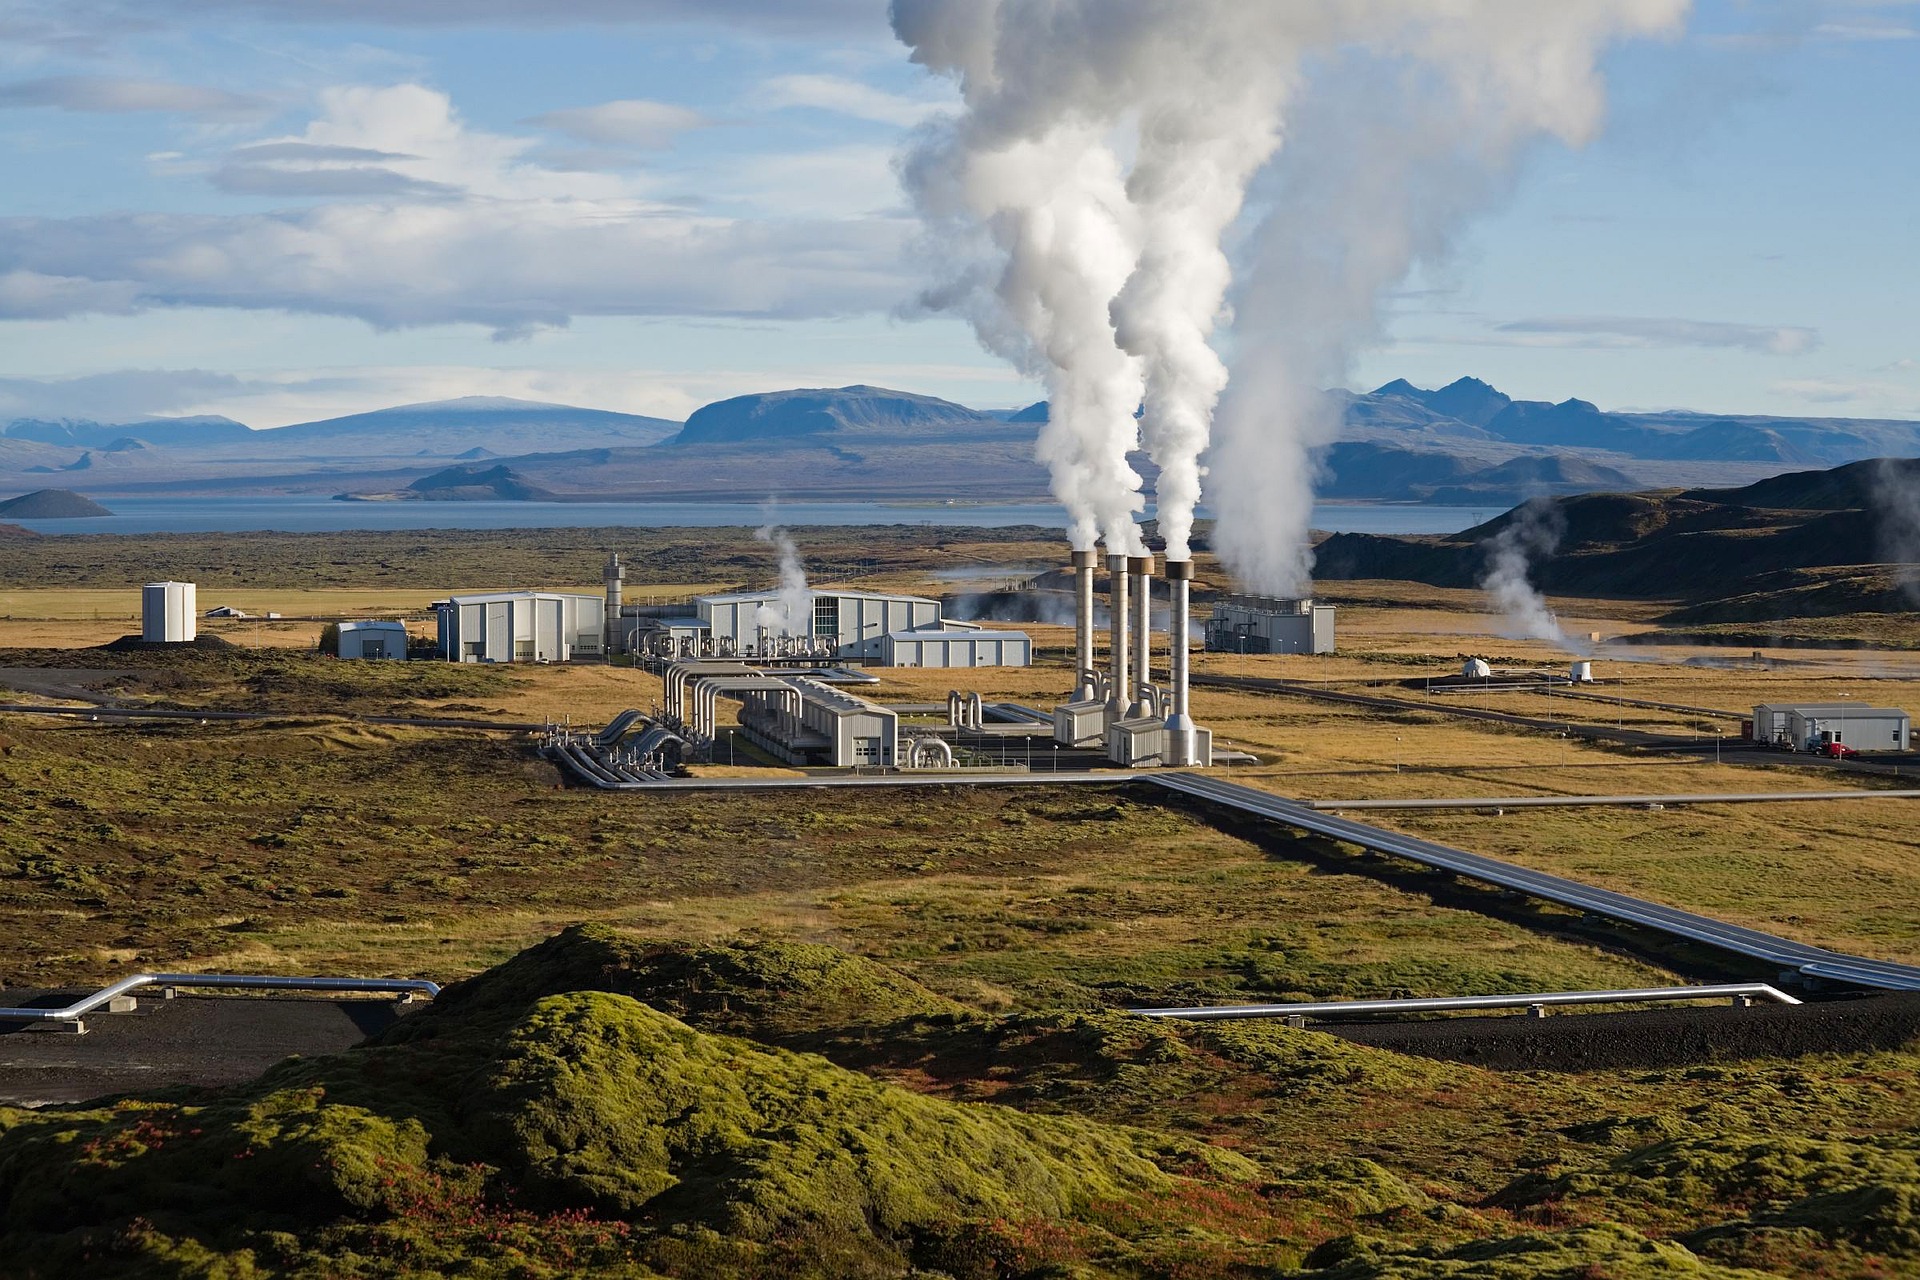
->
{"left": 0, "top": 0, "right": 1914, "bottom": 428}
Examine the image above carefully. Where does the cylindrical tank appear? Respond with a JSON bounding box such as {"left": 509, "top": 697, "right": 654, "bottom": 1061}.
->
{"left": 1570, "top": 660, "right": 1594, "bottom": 684}
{"left": 142, "top": 581, "right": 196, "bottom": 643}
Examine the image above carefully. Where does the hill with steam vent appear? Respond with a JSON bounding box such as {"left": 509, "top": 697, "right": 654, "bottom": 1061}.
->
{"left": 1315, "top": 457, "right": 1920, "bottom": 638}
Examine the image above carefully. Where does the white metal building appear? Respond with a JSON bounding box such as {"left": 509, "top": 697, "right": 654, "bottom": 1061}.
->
{"left": 436, "top": 591, "right": 605, "bottom": 663}
{"left": 787, "top": 676, "right": 898, "bottom": 767}
{"left": 1206, "top": 595, "right": 1336, "bottom": 655}
{"left": 697, "top": 589, "right": 940, "bottom": 660}
{"left": 1753, "top": 702, "right": 1911, "bottom": 753}
{"left": 142, "top": 581, "right": 197, "bottom": 643}
{"left": 880, "top": 628, "right": 1032, "bottom": 668}
{"left": 336, "top": 619, "right": 409, "bottom": 660}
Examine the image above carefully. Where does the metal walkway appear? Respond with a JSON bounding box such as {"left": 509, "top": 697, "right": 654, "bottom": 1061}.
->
{"left": 1145, "top": 773, "right": 1920, "bottom": 992}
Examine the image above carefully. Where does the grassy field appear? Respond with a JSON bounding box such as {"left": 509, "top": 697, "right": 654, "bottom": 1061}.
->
{"left": 3, "top": 527, "right": 1919, "bottom": 1276}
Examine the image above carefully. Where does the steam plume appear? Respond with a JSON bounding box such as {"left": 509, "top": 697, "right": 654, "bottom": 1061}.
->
{"left": 753, "top": 518, "right": 813, "bottom": 638}
{"left": 1870, "top": 459, "right": 1920, "bottom": 606}
{"left": 1480, "top": 498, "right": 1586, "bottom": 655}
{"left": 892, "top": 0, "right": 1686, "bottom": 585}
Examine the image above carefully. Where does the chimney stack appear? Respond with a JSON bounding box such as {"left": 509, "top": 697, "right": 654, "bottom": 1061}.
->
{"left": 1164, "top": 559, "right": 1196, "bottom": 765}
{"left": 1106, "top": 552, "right": 1130, "bottom": 723}
{"left": 1128, "top": 554, "right": 1152, "bottom": 718}
{"left": 604, "top": 551, "right": 624, "bottom": 655}
{"left": 1072, "top": 549, "right": 1098, "bottom": 700}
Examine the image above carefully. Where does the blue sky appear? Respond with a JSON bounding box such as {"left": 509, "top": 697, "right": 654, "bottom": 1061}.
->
{"left": 0, "top": 0, "right": 1913, "bottom": 427}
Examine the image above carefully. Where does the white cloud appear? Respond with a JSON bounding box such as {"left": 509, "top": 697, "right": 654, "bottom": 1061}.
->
{"left": 759, "top": 73, "right": 951, "bottom": 127}
{"left": 528, "top": 99, "right": 710, "bottom": 149}
{"left": 1491, "top": 315, "right": 1821, "bottom": 355}
{"left": 0, "top": 74, "right": 267, "bottom": 119}
{"left": 0, "top": 84, "right": 913, "bottom": 337}
{"left": 1771, "top": 376, "right": 1916, "bottom": 408}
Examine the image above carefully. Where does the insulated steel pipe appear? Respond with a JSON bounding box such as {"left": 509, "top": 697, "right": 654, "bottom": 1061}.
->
{"left": 1106, "top": 553, "right": 1130, "bottom": 722}
{"left": 1129, "top": 982, "right": 1802, "bottom": 1021}
{"left": 1129, "top": 554, "right": 1152, "bottom": 719}
{"left": 1164, "top": 559, "right": 1196, "bottom": 764}
{"left": 1072, "top": 549, "right": 1098, "bottom": 700}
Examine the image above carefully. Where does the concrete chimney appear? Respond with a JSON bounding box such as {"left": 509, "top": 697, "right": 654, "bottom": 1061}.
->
{"left": 1106, "top": 552, "right": 1130, "bottom": 722}
{"left": 1128, "top": 554, "right": 1152, "bottom": 718}
{"left": 1164, "top": 559, "right": 1196, "bottom": 765}
{"left": 1072, "top": 549, "right": 1098, "bottom": 700}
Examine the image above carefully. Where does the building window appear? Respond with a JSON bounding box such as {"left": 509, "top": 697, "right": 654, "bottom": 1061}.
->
{"left": 813, "top": 595, "right": 839, "bottom": 639}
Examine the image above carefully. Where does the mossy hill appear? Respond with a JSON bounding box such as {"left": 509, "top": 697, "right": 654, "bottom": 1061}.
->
{"left": 6, "top": 926, "right": 1920, "bottom": 1278}
{"left": 1314, "top": 457, "right": 1920, "bottom": 625}
{"left": 0, "top": 488, "right": 112, "bottom": 518}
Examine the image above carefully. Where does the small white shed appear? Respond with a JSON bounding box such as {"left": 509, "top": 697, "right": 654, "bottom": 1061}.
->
{"left": 337, "top": 619, "right": 409, "bottom": 660}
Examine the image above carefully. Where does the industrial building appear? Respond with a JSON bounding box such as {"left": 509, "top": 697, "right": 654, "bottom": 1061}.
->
{"left": 435, "top": 591, "right": 605, "bottom": 663}
{"left": 1752, "top": 703, "right": 1911, "bottom": 753}
{"left": 1205, "top": 595, "right": 1335, "bottom": 654}
{"left": 880, "top": 628, "right": 1031, "bottom": 668}
{"left": 693, "top": 589, "right": 941, "bottom": 660}
{"left": 142, "top": 581, "right": 196, "bottom": 643}
{"left": 335, "top": 619, "right": 409, "bottom": 660}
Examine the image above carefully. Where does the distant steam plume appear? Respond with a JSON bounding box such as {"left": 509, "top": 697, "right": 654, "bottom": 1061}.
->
{"left": 1871, "top": 458, "right": 1920, "bottom": 606}
{"left": 892, "top": 1, "right": 1685, "bottom": 583}
{"left": 753, "top": 516, "right": 813, "bottom": 637}
{"left": 1481, "top": 498, "right": 1585, "bottom": 654}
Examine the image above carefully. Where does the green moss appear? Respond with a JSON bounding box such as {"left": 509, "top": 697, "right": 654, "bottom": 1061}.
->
{"left": 1294, "top": 1223, "right": 1772, "bottom": 1278}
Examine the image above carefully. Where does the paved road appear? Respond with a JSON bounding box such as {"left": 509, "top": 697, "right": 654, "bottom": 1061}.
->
{"left": 1149, "top": 772, "right": 1920, "bottom": 992}
{"left": 0, "top": 993, "right": 410, "bottom": 1107}
{"left": 1306, "top": 789, "right": 1920, "bottom": 812}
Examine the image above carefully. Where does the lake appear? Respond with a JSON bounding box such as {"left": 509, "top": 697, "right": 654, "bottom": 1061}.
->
{"left": 5, "top": 497, "right": 1505, "bottom": 537}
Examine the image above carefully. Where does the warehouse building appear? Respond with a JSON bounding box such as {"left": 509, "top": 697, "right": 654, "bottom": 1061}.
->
{"left": 436, "top": 591, "right": 605, "bottom": 663}
{"left": 1752, "top": 702, "right": 1911, "bottom": 753}
{"left": 335, "top": 619, "right": 409, "bottom": 660}
{"left": 880, "top": 628, "right": 1032, "bottom": 668}
{"left": 1205, "top": 595, "right": 1335, "bottom": 655}
{"left": 695, "top": 589, "right": 940, "bottom": 660}
{"left": 142, "top": 581, "right": 197, "bottom": 643}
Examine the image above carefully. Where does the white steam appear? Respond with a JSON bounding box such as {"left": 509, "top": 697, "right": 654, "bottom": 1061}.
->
{"left": 752, "top": 520, "right": 813, "bottom": 638}
{"left": 892, "top": 0, "right": 1686, "bottom": 583}
{"left": 1480, "top": 499, "right": 1586, "bottom": 655}
{"left": 1871, "top": 459, "right": 1920, "bottom": 607}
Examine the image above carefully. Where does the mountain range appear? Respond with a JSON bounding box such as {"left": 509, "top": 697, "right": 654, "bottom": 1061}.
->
{"left": 1, "top": 379, "right": 1915, "bottom": 504}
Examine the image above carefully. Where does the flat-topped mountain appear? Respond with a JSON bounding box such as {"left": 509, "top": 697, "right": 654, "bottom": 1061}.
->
{"left": 668, "top": 385, "right": 1004, "bottom": 446}
{"left": 0, "top": 488, "right": 112, "bottom": 518}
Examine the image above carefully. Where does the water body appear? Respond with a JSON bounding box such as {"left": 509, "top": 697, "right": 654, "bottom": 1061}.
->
{"left": 7, "top": 496, "right": 1504, "bottom": 537}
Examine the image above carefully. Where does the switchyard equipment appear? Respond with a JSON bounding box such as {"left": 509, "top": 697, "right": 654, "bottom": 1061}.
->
{"left": 1206, "top": 595, "right": 1335, "bottom": 654}
{"left": 142, "top": 581, "right": 197, "bottom": 643}
{"left": 436, "top": 591, "right": 605, "bottom": 662}
{"left": 1752, "top": 702, "right": 1912, "bottom": 753}
{"left": 334, "top": 619, "right": 408, "bottom": 660}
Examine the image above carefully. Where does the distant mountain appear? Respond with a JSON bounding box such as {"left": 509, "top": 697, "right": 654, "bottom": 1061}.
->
{"left": 668, "top": 385, "right": 995, "bottom": 446}
{"left": 0, "top": 488, "right": 112, "bottom": 518}
{"left": 1319, "top": 442, "right": 1633, "bottom": 503}
{"left": 1347, "top": 379, "right": 1920, "bottom": 467}
{"left": 266, "top": 396, "right": 679, "bottom": 454}
{"left": 3, "top": 415, "right": 254, "bottom": 449}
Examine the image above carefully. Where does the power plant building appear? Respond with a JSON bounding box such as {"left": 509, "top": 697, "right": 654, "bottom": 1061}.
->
{"left": 436, "top": 591, "right": 606, "bottom": 663}
{"left": 1752, "top": 702, "right": 1911, "bottom": 753}
{"left": 142, "top": 581, "right": 197, "bottom": 643}
{"left": 880, "top": 628, "right": 1031, "bottom": 668}
{"left": 694, "top": 589, "right": 940, "bottom": 660}
{"left": 1206, "top": 595, "right": 1335, "bottom": 655}
{"left": 335, "top": 619, "right": 409, "bottom": 660}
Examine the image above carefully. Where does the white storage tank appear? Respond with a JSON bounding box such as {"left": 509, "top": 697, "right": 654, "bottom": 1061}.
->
{"left": 1462, "top": 657, "right": 1492, "bottom": 679}
{"left": 142, "top": 581, "right": 197, "bottom": 643}
{"left": 1570, "top": 660, "right": 1594, "bottom": 684}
